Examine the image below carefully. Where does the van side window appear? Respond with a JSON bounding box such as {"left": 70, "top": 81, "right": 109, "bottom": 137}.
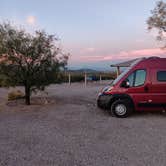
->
{"left": 134, "top": 70, "right": 146, "bottom": 86}
{"left": 126, "top": 69, "right": 146, "bottom": 87}
{"left": 157, "top": 71, "right": 166, "bottom": 82}
{"left": 127, "top": 72, "right": 134, "bottom": 87}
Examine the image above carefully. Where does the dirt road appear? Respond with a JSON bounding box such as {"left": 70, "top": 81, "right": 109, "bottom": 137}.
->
{"left": 0, "top": 82, "right": 166, "bottom": 166}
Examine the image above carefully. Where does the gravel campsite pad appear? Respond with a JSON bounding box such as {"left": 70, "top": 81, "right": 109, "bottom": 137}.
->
{"left": 0, "top": 81, "right": 166, "bottom": 166}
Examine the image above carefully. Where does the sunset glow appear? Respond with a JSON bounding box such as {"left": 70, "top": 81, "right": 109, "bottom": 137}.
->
{"left": 1, "top": 0, "right": 165, "bottom": 70}
{"left": 26, "top": 15, "right": 36, "bottom": 25}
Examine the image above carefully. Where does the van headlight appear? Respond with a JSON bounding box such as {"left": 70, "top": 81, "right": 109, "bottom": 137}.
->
{"left": 102, "top": 86, "right": 113, "bottom": 92}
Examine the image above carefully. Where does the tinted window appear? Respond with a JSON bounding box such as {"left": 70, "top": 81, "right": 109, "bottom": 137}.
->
{"left": 126, "top": 69, "right": 146, "bottom": 87}
{"left": 127, "top": 72, "right": 134, "bottom": 87}
{"left": 113, "top": 58, "right": 144, "bottom": 85}
{"left": 134, "top": 70, "right": 146, "bottom": 86}
{"left": 157, "top": 71, "right": 166, "bottom": 82}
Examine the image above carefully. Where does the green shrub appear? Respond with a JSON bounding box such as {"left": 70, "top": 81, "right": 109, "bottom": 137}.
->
{"left": 8, "top": 90, "right": 24, "bottom": 101}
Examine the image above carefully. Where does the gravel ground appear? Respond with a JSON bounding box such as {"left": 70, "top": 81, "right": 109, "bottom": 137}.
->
{"left": 0, "top": 81, "right": 166, "bottom": 166}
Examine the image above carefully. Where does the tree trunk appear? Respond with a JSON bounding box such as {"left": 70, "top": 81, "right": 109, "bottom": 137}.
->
{"left": 25, "top": 85, "right": 31, "bottom": 105}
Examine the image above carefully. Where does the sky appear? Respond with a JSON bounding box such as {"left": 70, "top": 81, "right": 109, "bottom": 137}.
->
{"left": 0, "top": 0, "right": 166, "bottom": 70}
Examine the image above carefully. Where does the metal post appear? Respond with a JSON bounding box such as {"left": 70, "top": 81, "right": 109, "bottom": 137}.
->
{"left": 100, "top": 75, "right": 102, "bottom": 84}
{"left": 117, "top": 66, "right": 120, "bottom": 78}
{"left": 84, "top": 72, "right": 87, "bottom": 87}
{"left": 68, "top": 73, "right": 71, "bottom": 85}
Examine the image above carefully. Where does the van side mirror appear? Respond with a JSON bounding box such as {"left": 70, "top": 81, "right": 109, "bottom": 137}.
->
{"left": 121, "top": 80, "right": 130, "bottom": 88}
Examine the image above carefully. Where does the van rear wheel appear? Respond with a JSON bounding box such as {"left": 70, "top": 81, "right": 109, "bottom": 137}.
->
{"left": 111, "top": 99, "right": 133, "bottom": 118}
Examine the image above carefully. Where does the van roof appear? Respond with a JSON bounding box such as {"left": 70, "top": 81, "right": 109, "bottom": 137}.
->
{"left": 111, "top": 56, "right": 166, "bottom": 68}
{"left": 137, "top": 57, "right": 166, "bottom": 68}
{"left": 110, "top": 58, "right": 139, "bottom": 67}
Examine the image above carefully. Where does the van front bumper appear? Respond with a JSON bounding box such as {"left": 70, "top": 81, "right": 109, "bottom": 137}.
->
{"left": 97, "top": 93, "right": 112, "bottom": 109}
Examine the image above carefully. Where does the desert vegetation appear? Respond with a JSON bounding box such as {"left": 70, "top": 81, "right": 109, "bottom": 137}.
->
{"left": 0, "top": 23, "right": 68, "bottom": 105}
{"left": 62, "top": 71, "right": 116, "bottom": 83}
{"left": 147, "top": 1, "right": 166, "bottom": 47}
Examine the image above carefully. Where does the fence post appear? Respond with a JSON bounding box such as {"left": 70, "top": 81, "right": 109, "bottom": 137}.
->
{"left": 84, "top": 72, "right": 87, "bottom": 87}
{"left": 68, "top": 73, "right": 71, "bottom": 85}
{"left": 117, "top": 66, "right": 120, "bottom": 78}
{"left": 100, "top": 75, "right": 102, "bottom": 84}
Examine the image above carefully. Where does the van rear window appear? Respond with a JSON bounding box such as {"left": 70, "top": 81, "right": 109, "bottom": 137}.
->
{"left": 157, "top": 71, "right": 166, "bottom": 82}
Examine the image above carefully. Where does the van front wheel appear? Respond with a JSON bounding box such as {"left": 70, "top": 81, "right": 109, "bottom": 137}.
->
{"left": 111, "top": 99, "right": 133, "bottom": 118}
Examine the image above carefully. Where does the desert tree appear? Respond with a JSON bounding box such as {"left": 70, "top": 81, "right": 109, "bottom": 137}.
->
{"left": 0, "top": 22, "right": 68, "bottom": 105}
{"left": 147, "top": 1, "right": 166, "bottom": 47}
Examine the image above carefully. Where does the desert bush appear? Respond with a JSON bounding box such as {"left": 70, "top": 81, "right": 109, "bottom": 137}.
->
{"left": 0, "top": 23, "right": 68, "bottom": 105}
{"left": 8, "top": 90, "right": 24, "bottom": 101}
{"left": 71, "top": 75, "right": 84, "bottom": 82}
{"left": 68, "top": 72, "right": 116, "bottom": 82}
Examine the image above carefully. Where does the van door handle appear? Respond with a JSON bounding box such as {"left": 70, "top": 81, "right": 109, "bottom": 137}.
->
{"left": 144, "top": 86, "right": 149, "bottom": 92}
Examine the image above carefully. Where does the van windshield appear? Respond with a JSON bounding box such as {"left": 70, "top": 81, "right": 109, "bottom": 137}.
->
{"left": 112, "top": 58, "right": 144, "bottom": 85}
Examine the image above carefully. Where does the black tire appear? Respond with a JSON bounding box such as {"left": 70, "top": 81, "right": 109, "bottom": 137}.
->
{"left": 110, "top": 99, "right": 133, "bottom": 118}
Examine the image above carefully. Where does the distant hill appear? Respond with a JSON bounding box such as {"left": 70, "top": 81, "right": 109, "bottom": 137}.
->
{"left": 67, "top": 68, "right": 108, "bottom": 73}
{"left": 67, "top": 66, "right": 116, "bottom": 72}
{"left": 74, "top": 68, "right": 97, "bottom": 72}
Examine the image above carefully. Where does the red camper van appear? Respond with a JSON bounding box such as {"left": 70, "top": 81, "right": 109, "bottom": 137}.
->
{"left": 97, "top": 57, "right": 166, "bottom": 118}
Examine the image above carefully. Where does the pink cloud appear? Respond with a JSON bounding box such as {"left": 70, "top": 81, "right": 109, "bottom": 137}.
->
{"left": 79, "top": 47, "right": 97, "bottom": 54}
{"left": 78, "top": 55, "right": 104, "bottom": 62}
{"left": 26, "top": 15, "right": 36, "bottom": 25}
{"left": 103, "top": 48, "right": 166, "bottom": 61}
{"left": 69, "top": 48, "right": 166, "bottom": 63}
{"left": 86, "top": 47, "right": 96, "bottom": 52}
{"left": 109, "top": 48, "right": 166, "bottom": 59}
